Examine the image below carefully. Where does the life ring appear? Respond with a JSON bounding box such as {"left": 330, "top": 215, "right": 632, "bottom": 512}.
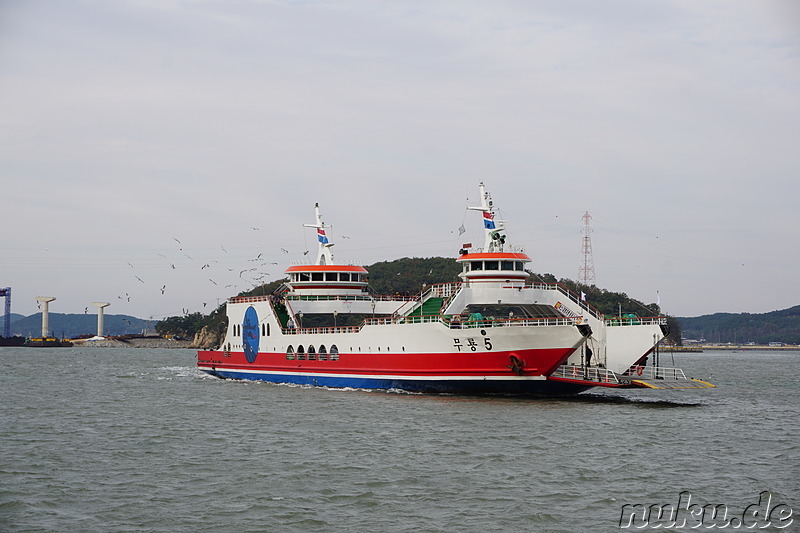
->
{"left": 636, "top": 366, "right": 643, "bottom": 376}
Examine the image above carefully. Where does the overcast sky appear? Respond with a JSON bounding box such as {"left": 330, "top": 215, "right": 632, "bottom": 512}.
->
{"left": 2, "top": 0, "right": 798, "bottom": 321}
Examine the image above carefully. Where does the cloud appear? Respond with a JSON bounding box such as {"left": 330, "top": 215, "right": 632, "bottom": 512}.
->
{"left": 1, "top": 0, "right": 798, "bottom": 317}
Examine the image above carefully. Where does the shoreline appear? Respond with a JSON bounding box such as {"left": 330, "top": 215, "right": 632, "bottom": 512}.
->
{"left": 70, "top": 337, "right": 194, "bottom": 349}
{"left": 666, "top": 345, "right": 799, "bottom": 352}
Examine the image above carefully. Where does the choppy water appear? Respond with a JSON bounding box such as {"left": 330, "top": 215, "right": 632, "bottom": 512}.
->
{"left": 1, "top": 348, "right": 798, "bottom": 532}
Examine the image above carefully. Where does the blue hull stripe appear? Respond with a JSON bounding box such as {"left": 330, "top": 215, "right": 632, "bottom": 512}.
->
{"left": 200, "top": 368, "right": 588, "bottom": 395}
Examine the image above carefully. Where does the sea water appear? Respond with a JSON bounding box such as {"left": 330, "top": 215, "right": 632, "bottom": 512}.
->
{"left": 1, "top": 348, "right": 798, "bottom": 532}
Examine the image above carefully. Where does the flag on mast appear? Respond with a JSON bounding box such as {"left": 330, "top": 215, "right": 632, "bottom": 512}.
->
{"left": 483, "top": 211, "right": 495, "bottom": 230}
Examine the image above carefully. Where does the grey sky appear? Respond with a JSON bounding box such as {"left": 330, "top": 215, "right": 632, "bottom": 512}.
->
{"left": 2, "top": 0, "right": 798, "bottom": 320}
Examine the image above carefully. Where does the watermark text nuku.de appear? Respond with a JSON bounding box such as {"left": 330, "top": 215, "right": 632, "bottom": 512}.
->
{"left": 619, "top": 491, "right": 793, "bottom": 529}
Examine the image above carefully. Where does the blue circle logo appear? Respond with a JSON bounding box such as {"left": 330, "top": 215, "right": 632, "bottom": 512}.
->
{"left": 243, "top": 306, "right": 259, "bottom": 363}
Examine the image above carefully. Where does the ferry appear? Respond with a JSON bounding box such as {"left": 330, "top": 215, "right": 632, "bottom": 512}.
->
{"left": 198, "top": 183, "right": 713, "bottom": 393}
{"left": 198, "top": 184, "right": 594, "bottom": 394}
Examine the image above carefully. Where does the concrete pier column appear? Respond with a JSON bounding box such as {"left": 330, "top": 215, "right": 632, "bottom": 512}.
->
{"left": 35, "top": 296, "right": 56, "bottom": 338}
{"left": 92, "top": 302, "right": 110, "bottom": 337}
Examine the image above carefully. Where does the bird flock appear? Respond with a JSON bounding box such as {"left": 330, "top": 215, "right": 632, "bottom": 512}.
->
{"left": 114, "top": 230, "right": 307, "bottom": 319}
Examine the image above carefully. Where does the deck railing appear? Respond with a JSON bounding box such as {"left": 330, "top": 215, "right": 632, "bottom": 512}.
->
{"left": 550, "top": 364, "right": 620, "bottom": 384}
{"left": 624, "top": 366, "right": 687, "bottom": 380}
{"left": 229, "top": 295, "right": 272, "bottom": 304}
{"left": 281, "top": 313, "right": 580, "bottom": 335}
{"left": 285, "top": 294, "right": 413, "bottom": 303}
{"left": 604, "top": 316, "right": 668, "bottom": 327}
{"left": 527, "top": 282, "right": 605, "bottom": 321}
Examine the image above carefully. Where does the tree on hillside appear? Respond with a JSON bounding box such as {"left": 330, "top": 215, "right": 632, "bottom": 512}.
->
{"left": 158, "top": 257, "right": 686, "bottom": 345}
{"left": 155, "top": 313, "right": 205, "bottom": 339}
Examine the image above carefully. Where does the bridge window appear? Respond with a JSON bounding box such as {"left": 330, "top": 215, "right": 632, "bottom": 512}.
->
{"left": 501, "top": 261, "right": 514, "bottom": 270}
{"left": 300, "top": 273, "right": 310, "bottom": 281}
{"left": 471, "top": 261, "right": 483, "bottom": 270}
{"left": 340, "top": 273, "right": 350, "bottom": 281}
{"left": 515, "top": 261, "right": 524, "bottom": 271}
{"left": 296, "top": 345, "right": 305, "bottom": 360}
{"left": 485, "top": 260, "right": 499, "bottom": 270}
{"left": 307, "top": 345, "right": 316, "bottom": 360}
{"left": 286, "top": 345, "right": 295, "bottom": 360}
{"left": 326, "top": 273, "right": 337, "bottom": 281}
{"left": 312, "top": 273, "right": 323, "bottom": 281}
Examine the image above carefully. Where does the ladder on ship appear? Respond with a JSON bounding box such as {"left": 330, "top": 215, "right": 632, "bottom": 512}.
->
{"left": 409, "top": 297, "right": 444, "bottom": 317}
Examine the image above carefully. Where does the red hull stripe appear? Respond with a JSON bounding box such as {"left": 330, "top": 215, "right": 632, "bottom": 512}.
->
{"left": 285, "top": 265, "right": 368, "bottom": 273}
{"left": 457, "top": 252, "right": 531, "bottom": 261}
{"left": 285, "top": 284, "right": 366, "bottom": 290}
{"left": 198, "top": 346, "right": 576, "bottom": 378}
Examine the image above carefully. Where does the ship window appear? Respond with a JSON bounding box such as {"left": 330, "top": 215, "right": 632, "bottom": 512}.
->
{"left": 307, "top": 345, "right": 316, "bottom": 360}
{"left": 297, "top": 345, "right": 305, "bottom": 360}
{"left": 326, "top": 273, "right": 337, "bottom": 281}
{"left": 485, "top": 261, "right": 499, "bottom": 270}
{"left": 300, "top": 273, "right": 310, "bottom": 282}
{"left": 318, "top": 345, "right": 328, "bottom": 361}
{"left": 266, "top": 323, "right": 270, "bottom": 336}
{"left": 261, "top": 323, "right": 265, "bottom": 336}
{"left": 312, "top": 273, "right": 323, "bottom": 281}
{"left": 471, "top": 261, "right": 483, "bottom": 270}
{"left": 286, "top": 345, "right": 295, "bottom": 360}
{"left": 501, "top": 261, "right": 514, "bottom": 271}
{"left": 330, "top": 345, "right": 339, "bottom": 360}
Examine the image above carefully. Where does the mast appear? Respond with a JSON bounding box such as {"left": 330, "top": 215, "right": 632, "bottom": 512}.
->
{"left": 466, "top": 181, "right": 506, "bottom": 252}
{"left": 303, "top": 203, "right": 334, "bottom": 265}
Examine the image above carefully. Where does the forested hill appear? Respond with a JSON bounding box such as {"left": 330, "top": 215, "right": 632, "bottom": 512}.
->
{"left": 678, "top": 306, "right": 800, "bottom": 345}
{"left": 9, "top": 313, "right": 153, "bottom": 338}
{"left": 159, "top": 256, "right": 674, "bottom": 342}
